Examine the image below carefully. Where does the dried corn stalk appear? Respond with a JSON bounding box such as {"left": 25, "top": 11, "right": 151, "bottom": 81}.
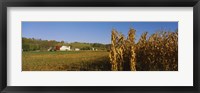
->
{"left": 109, "top": 27, "right": 178, "bottom": 71}
{"left": 109, "top": 28, "right": 137, "bottom": 71}
{"left": 109, "top": 29, "right": 118, "bottom": 71}
{"left": 127, "top": 28, "right": 136, "bottom": 71}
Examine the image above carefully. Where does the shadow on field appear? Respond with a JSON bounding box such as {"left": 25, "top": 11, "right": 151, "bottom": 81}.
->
{"left": 61, "top": 57, "right": 111, "bottom": 71}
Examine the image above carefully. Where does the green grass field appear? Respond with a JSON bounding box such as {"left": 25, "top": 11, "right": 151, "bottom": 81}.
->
{"left": 22, "top": 51, "right": 111, "bottom": 71}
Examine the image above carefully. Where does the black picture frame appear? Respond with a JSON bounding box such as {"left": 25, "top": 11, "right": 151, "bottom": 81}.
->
{"left": 0, "top": 0, "right": 199, "bottom": 93}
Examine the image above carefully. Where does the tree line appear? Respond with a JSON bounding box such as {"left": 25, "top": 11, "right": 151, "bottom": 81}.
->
{"left": 22, "top": 37, "right": 110, "bottom": 51}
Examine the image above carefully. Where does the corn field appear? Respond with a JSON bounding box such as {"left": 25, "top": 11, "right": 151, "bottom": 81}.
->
{"left": 109, "top": 28, "right": 178, "bottom": 71}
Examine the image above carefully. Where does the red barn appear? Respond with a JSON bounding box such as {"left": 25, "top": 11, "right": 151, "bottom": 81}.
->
{"left": 55, "top": 46, "right": 61, "bottom": 51}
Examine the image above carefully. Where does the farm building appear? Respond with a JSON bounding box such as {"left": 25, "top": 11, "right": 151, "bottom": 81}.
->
{"left": 75, "top": 48, "right": 80, "bottom": 51}
{"left": 92, "top": 47, "right": 98, "bottom": 51}
{"left": 48, "top": 47, "right": 54, "bottom": 51}
{"left": 55, "top": 46, "right": 61, "bottom": 51}
{"left": 60, "top": 46, "right": 71, "bottom": 51}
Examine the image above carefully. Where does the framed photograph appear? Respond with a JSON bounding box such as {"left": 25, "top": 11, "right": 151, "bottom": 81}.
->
{"left": 0, "top": 0, "right": 199, "bottom": 93}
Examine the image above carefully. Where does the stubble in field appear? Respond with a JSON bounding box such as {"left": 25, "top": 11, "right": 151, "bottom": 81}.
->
{"left": 22, "top": 51, "right": 111, "bottom": 71}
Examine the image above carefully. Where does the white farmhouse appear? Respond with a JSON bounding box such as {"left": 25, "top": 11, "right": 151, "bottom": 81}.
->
{"left": 60, "top": 46, "right": 71, "bottom": 51}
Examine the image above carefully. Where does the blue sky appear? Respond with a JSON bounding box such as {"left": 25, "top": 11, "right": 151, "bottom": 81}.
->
{"left": 22, "top": 22, "right": 178, "bottom": 44}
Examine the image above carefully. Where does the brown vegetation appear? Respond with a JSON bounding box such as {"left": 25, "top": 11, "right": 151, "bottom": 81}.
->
{"left": 109, "top": 28, "right": 178, "bottom": 71}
